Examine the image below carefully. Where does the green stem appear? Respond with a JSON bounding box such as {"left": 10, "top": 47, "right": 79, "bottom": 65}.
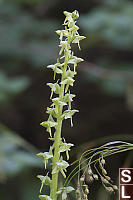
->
{"left": 50, "top": 115, "right": 62, "bottom": 200}
{"left": 50, "top": 52, "right": 68, "bottom": 200}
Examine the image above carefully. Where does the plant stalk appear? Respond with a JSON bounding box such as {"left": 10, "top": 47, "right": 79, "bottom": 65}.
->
{"left": 50, "top": 53, "right": 68, "bottom": 200}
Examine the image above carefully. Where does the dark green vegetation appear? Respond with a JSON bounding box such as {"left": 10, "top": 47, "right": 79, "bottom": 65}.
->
{"left": 0, "top": 0, "right": 133, "bottom": 200}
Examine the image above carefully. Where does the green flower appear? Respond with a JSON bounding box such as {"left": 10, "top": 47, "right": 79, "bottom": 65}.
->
{"left": 40, "top": 115, "right": 57, "bottom": 137}
{"left": 63, "top": 11, "right": 74, "bottom": 25}
{"left": 59, "top": 140, "right": 74, "bottom": 160}
{"left": 37, "top": 175, "right": 51, "bottom": 193}
{"left": 72, "top": 35, "right": 86, "bottom": 50}
{"left": 56, "top": 30, "right": 69, "bottom": 41}
{"left": 47, "top": 82, "right": 60, "bottom": 99}
{"left": 59, "top": 41, "right": 70, "bottom": 55}
{"left": 61, "top": 77, "right": 75, "bottom": 93}
{"left": 47, "top": 61, "right": 63, "bottom": 80}
{"left": 64, "top": 92, "right": 75, "bottom": 109}
{"left": 56, "top": 186, "right": 75, "bottom": 200}
{"left": 46, "top": 107, "right": 57, "bottom": 118}
{"left": 68, "top": 55, "right": 84, "bottom": 72}
{"left": 52, "top": 158, "right": 69, "bottom": 178}
{"left": 37, "top": 149, "right": 53, "bottom": 169}
{"left": 51, "top": 98, "right": 67, "bottom": 112}
{"left": 63, "top": 10, "right": 79, "bottom": 27}
{"left": 62, "top": 109, "right": 79, "bottom": 126}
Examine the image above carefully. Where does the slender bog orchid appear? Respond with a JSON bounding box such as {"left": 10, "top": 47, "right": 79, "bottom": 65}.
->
{"left": 37, "top": 10, "right": 85, "bottom": 200}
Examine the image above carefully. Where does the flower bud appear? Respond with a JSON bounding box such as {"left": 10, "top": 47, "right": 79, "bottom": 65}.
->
{"left": 101, "top": 158, "right": 105, "bottom": 165}
{"left": 113, "top": 185, "right": 118, "bottom": 190}
{"left": 105, "top": 175, "right": 111, "bottom": 181}
{"left": 93, "top": 174, "right": 98, "bottom": 180}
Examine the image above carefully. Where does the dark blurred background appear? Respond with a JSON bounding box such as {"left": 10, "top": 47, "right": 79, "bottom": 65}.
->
{"left": 0, "top": 0, "right": 133, "bottom": 199}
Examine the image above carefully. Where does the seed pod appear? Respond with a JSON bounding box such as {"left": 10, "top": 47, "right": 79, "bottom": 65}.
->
{"left": 88, "top": 175, "right": 94, "bottom": 182}
{"left": 93, "top": 174, "right": 98, "bottom": 180}
{"left": 99, "top": 162, "right": 103, "bottom": 169}
{"left": 104, "top": 175, "right": 111, "bottom": 181}
{"left": 76, "top": 188, "right": 80, "bottom": 195}
{"left": 101, "top": 176, "right": 109, "bottom": 184}
{"left": 105, "top": 187, "right": 114, "bottom": 193}
{"left": 80, "top": 174, "right": 85, "bottom": 182}
{"left": 88, "top": 166, "right": 92, "bottom": 175}
{"left": 80, "top": 177, "right": 85, "bottom": 182}
{"left": 102, "top": 168, "right": 107, "bottom": 175}
{"left": 83, "top": 194, "right": 88, "bottom": 200}
{"left": 113, "top": 185, "right": 118, "bottom": 190}
{"left": 85, "top": 188, "right": 89, "bottom": 195}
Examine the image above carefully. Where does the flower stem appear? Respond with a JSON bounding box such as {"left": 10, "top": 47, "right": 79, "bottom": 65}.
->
{"left": 50, "top": 53, "right": 68, "bottom": 200}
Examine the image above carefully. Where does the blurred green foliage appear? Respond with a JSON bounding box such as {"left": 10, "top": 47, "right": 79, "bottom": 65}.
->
{"left": 0, "top": 71, "right": 30, "bottom": 107}
{"left": 0, "top": 124, "right": 43, "bottom": 200}
{"left": 0, "top": 2, "right": 59, "bottom": 69}
{"left": 0, "top": 124, "right": 41, "bottom": 181}
{"left": 79, "top": 0, "right": 133, "bottom": 49}
{"left": 79, "top": 0, "right": 133, "bottom": 97}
